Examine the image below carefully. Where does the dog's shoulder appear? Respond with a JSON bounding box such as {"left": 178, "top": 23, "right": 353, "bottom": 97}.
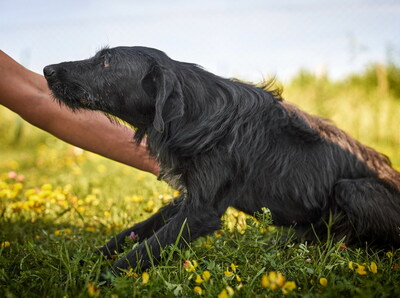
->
{"left": 279, "top": 101, "right": 324, "bottom": 143}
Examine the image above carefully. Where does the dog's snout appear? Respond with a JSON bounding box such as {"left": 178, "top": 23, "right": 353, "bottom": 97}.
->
{"left": 43, "top": 66, "right": 56, "bottom": 78}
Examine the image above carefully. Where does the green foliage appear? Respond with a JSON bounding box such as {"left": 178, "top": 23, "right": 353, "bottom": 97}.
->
{"left": 1, "top": 65, "right": 400, "bottom": 297}
{"left": 290, "top": 62, "right": 400, "bottom": 99}
{"left": 346, "top": 63, "right": 400, "bottom": 98}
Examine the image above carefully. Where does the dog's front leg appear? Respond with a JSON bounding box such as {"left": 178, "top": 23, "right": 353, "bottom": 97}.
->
{"left": 97, "top": 196, "right": 184, "bottom": 258}
{"left": 108, "top": 203, "right": 222, "bottom": 275}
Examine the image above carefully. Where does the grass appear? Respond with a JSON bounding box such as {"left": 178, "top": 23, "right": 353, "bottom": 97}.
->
{"left": 1, "top": 64, "right": 400, "bottom": 297}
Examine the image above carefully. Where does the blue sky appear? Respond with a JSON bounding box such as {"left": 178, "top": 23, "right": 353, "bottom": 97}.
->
{"left": 1, "top": 0, "right": 399, "bottom": 82}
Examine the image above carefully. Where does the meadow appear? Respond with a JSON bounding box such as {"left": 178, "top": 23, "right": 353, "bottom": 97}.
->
{"left": 1, "top": 63, "right": 400, "bottom": 297}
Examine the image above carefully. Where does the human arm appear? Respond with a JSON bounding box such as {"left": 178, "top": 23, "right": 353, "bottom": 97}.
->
{"left": 0, "top": 50, "right": 159, "bottom": 176}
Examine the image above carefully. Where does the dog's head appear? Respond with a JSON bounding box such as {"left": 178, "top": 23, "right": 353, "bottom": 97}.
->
{"left": 44, "top": 46, "right": 184, "bottom": 132}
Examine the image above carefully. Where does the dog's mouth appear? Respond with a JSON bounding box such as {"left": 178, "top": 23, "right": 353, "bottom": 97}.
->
{"left": 46, "top": 79, "right": 93, "bottom": 109}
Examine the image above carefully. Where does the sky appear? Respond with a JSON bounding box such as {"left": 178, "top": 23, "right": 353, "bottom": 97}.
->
{"left": 1, "top": 0, "right": 399, "bottom": 82}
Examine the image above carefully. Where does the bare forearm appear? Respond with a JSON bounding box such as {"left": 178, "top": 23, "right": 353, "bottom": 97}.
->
{"left": 40, "top": 105, "right": 158, "bottom": 175}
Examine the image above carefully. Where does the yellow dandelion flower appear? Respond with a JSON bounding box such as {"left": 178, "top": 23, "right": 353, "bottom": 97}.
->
{"left": 202, "top": 271, "right": 211, "bottom": 281}
{"left": 87, "top": 282, "right": 100, "bottom": 297}
{"left": 225, "top": 286, "right": 234, "bottom": 296}
{"left": 9, "top": 190, "right": 18, "bottom": 199}
{"left": 193, "top": 286, "right": 202, "bottom": 295}
{"left": 217, "top": 289, "right": 229, "bottom": 298}
{"left": 261, "top": 271, "right": 292, "bottom": 291}
{"left": 143, "top": 200, "right": 155, "bottom": 213}
{"left": 348, "top": 261, "right": 354, "bottom": 271}
{"left": 124, "top": 269, "right": 138, "bottom": 278}
{"left": 104, "top": 211, "right": 111, "bottom": 218}
{"left": 0, "top": 189, "right": 10, "bottom": 199}
{"left": 195, "top": 274, "right": 204, "bottom": 284}
{"left": 224, "top": 269, "right": 234, "bottom": 277}
{"left": 25, "top": 189, "right": 37, "bottom": 197}
{"left": 319, "top": 277, "right": 328, "bottom": 287}
{"left": 85, "top": 227, "right": 96, "bottom": 232}
{"left": 282, "top": 281, "right": 296, "bottom": 294}
{"left": 41, "top": 184, "right": 53, "bottom": 191}
{"left": 54, "top": 228, "right": 72, "bottom": 236}
{"left": 1, "top": 241, "right": 10, "bottom": 248}
{"left": 160, "top": 194, "right": 173, "bottom": 204}
{"left": 267, "top": 271, "right": 286, "bottom": 288}
{"left": 214, "top": 230, "right": 223, "bottom": 237}
{"left": 142, "top": 272, "right": 149, "bottom": 284}
{"left": 268, "top": 271, "right": 277, "bottom": 281}
{"left": 261, "top": 274, "right": 270, "bottom": 288}
{"left": 38, "top": 190, "right": 51, "bottom": 198}
{"left": 132, "top": 195, "right": 143, "bottom": 203}
{"left": 270, "top": 283, "right": 278, "bottom": 290}
{"left": 173, "top": 190, "right": 180, "bottom": 197}
{"left": 356, "top": 264, "right": 367, "bottom": 275}
{"left": 230, "top": 263, "right": 239, "bottom": 273}
{"left": 275, "top": 272, "right": 286, "bottom": 287}
{"left": 13, "top": 182, "right": 23, "bottom": 191}
{"left": 369, "top": 262, "right": 378, "bottom": 274}
{"left": 76, "top": 206, "right": 86, "bottom": 214}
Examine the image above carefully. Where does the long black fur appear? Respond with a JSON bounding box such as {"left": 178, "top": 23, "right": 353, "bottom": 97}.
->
{"left": 44, "top": 46, "right": 400, "bottom": 275}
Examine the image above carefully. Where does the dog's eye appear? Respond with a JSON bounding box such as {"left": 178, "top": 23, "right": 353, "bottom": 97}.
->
{"left": 102, "top": 58, "right": 110, "bottom": 68}
{"left": 101, "top": 54, "right": 110, "bottom": 68}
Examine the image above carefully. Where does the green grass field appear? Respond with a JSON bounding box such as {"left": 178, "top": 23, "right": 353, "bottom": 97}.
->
{"left": 1, "top": 64, "right": 400, "bottom": 297}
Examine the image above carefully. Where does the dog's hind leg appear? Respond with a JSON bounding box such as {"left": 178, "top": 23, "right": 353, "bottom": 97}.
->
{"left": 334, "top": 178, "right": 400, "bottom": 246}
{"left": 108, "top": 201, "right": 222, "bottom": 275}
{"left": 96, "top": 196, "right": 184, "bottom": 258}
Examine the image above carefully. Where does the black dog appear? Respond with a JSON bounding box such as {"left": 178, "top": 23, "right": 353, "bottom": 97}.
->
{"left": 44, "top": 46, "right": 400, "bottom": 275}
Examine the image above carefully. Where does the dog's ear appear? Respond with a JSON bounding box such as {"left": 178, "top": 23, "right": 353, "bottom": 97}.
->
{"left": 142, "top": 65, "right": 184, "bottom": 133}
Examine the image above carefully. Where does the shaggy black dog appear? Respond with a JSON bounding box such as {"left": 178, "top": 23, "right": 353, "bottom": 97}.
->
{"left": 44, "top": 46, "right": 400, "bottom": 275}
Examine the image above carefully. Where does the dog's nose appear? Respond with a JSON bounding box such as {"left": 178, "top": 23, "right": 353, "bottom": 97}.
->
{"left": 43, "top": 66, "right": 56, "bottom": 78}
